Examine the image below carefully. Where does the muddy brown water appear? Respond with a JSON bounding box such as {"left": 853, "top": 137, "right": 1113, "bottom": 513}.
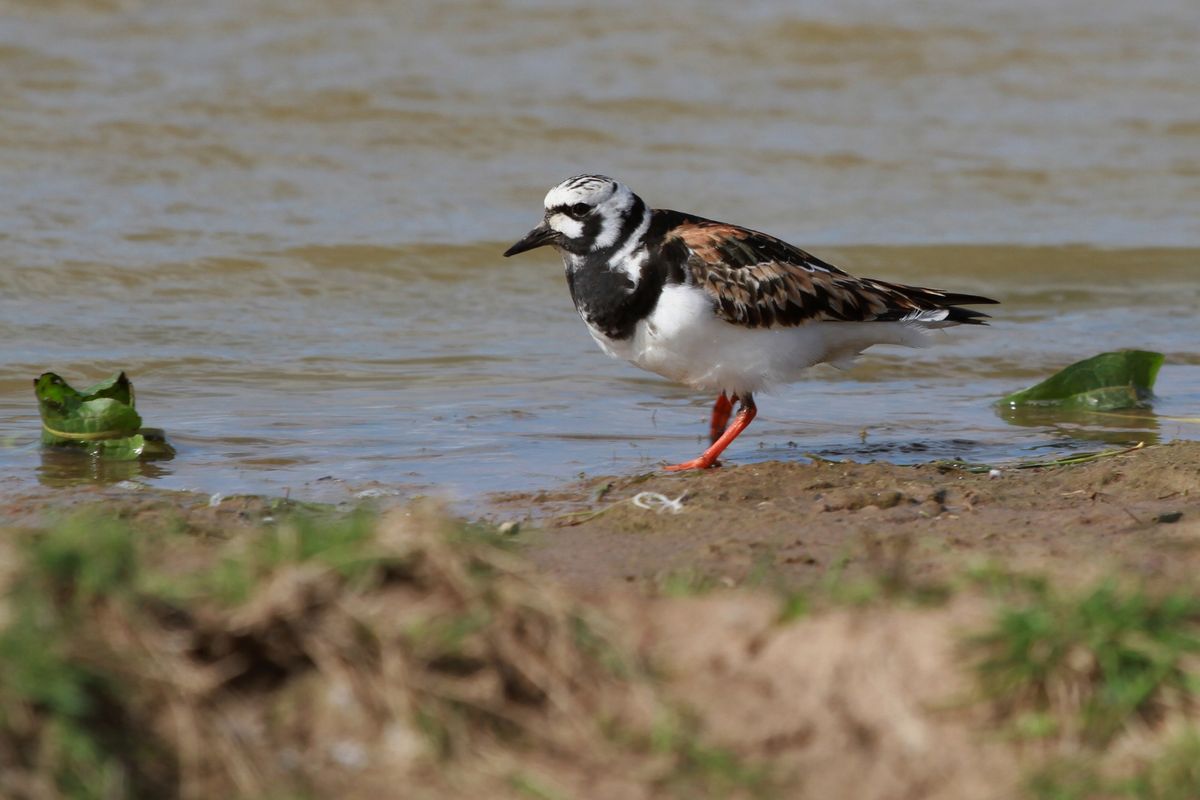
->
{"left": 0, "top": 1, "right": 1197, "bottom": 506}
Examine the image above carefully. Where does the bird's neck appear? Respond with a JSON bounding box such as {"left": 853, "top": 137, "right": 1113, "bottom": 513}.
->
{"left": 561, "top": 206, "right": 666, "bottom": 341}
{"left": 565, "top": 202, "right": 652, "bottom": 281}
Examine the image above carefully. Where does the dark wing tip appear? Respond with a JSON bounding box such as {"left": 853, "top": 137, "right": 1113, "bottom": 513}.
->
{"left": 945, "top": 305, "right": 994, "bottom": 325}
{"left": 942, "top": 292, "right": 999, "bottom": 325}
{"left": 941, "top": 292, "right": 1000, "bottom": 306}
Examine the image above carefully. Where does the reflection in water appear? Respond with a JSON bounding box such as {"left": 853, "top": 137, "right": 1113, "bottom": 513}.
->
{"left": 996, "top": 406, "right": 1161, "bottom": 447}
{"left": 37, "top": 448, "right": 173, "bottom": 488}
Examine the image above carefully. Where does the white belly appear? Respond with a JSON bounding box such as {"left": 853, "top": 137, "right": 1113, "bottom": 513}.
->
{"left": 583, "top": 284, "right": 933, "bottom": 395}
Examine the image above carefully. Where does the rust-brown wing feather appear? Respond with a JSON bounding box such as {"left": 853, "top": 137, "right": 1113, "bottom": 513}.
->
{"left": 665, "top": 218, "right": 997, "bottom": 329}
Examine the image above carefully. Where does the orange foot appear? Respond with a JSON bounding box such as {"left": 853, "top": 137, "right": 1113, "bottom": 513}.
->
{"left": 663, "top": 395, "right": 757, "bottom": 472}
{"left": 663, "top": 457, "right": 722, "bottom": 472}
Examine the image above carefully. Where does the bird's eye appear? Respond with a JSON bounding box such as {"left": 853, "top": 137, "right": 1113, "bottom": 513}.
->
{"left": 569, "top": 203, "right": 590, "bottom": 218}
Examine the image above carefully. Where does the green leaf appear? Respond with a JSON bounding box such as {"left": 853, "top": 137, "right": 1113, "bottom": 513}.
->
{"left": 999, "top": 351, "right": 1164, "bottom": 411}
{"left": 40, "top": 398, "right": 142, "bottom": 441}
{"left": 80, "top": 372, "right": 135, "bottom": 407}
{"left": 34, "top": 373, "right": 83, "bottom": 415}
{"left": 34, "top": 372, "right": 172, "bottom": 459}
{"left": 92, "top": 433, "right": 175, "bottom": 460}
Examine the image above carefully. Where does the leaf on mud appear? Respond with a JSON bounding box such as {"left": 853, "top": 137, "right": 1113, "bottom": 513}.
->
{"left": 999, "top": 351, "right": 1165, "bottom": 411}
{"left": 34, "top": 372, "right": 173, "bottom": 459}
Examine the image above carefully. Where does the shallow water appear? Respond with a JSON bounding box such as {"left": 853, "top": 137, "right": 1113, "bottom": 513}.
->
{"left": 0, "top": 1, "right": 1197, "bottom": 505}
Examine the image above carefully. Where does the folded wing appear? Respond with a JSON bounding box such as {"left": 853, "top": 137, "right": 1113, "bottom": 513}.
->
{"left": 663, "top": 217, "right": 998, "bottom": 329}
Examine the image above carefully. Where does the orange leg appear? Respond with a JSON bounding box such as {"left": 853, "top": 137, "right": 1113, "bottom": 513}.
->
{"left": 665, "top": 394, "right": 757, "bottom": 471}
{"left": 708, "top": 392, "right": 734, "bottom": 444}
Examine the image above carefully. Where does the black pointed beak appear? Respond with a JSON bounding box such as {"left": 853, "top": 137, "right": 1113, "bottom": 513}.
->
{"left": 503, "top": 221, "right": 558, "bottom": 257}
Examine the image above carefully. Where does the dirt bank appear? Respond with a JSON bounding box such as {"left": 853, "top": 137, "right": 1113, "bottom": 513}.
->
{"left": 494, "top": 441, "right": 1200, "bottom": 592}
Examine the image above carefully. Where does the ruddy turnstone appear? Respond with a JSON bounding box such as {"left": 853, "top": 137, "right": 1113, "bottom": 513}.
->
{"left": 504, "top": 174, "right": 998, "bottom": 471}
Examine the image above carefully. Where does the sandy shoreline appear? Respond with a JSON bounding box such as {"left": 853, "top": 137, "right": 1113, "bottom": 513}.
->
{"left": 491, "top": 439, "right": 1199, "bottom": 591}
{"left": 5, "top": 440, "right": 1197, "bottom": 589}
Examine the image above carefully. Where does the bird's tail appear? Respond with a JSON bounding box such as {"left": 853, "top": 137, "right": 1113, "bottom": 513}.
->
{"left": 870, "top": 283, "right": 999, "bottom": 326}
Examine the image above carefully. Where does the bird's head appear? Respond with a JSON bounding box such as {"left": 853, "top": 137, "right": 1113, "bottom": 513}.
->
{"left": 504, "top": 174, "right": 641, "bottom": 258}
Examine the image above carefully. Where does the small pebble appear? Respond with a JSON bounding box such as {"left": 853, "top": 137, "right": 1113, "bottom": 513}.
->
{"left": 498, "top": 521, "right": 521, "bottom": 536}
{"left": 988, "top": 469, "right": 1002, "bottom": 479}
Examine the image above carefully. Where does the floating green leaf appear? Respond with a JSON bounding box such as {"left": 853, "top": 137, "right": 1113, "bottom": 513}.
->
{"left": 78, "top": 372, "right": 135, "bottom": 406}
{"left": 999, "top": 351, "right": 1164, "bottom": 411}
{"left": 34, "top": 372, "right": 173, "bottom": 460}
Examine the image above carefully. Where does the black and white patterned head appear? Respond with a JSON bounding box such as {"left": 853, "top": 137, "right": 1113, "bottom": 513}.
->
{"left": 504, "top": 174, "right": 646, "bottom": 258}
